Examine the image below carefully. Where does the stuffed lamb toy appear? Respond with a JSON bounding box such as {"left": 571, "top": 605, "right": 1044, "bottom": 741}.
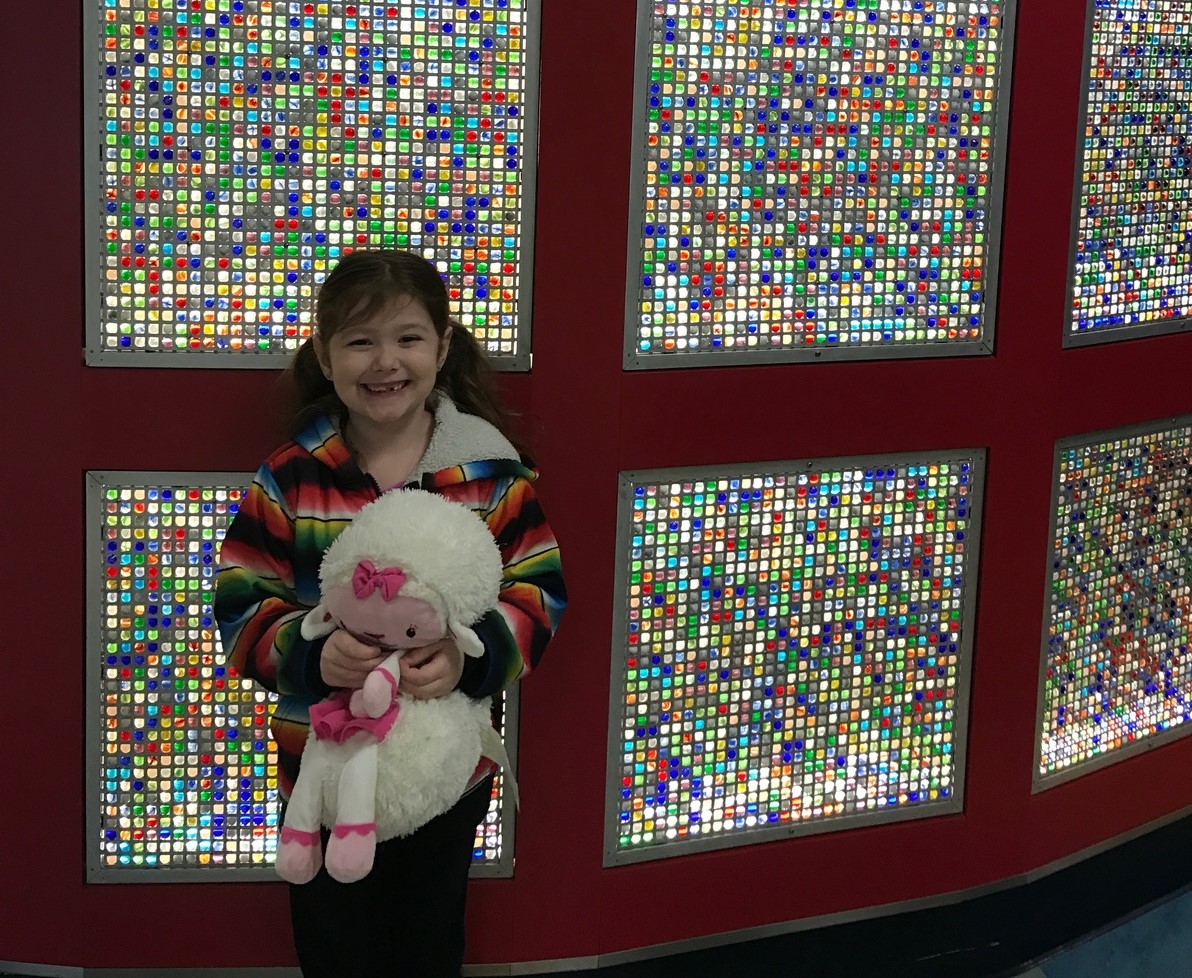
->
{"left": 276, "top": 489, "right": 513, "bottom": 885}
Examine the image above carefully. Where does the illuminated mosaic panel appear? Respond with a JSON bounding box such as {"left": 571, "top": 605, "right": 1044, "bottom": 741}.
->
{"left": 89, "top": 474, "right": 276, "bottom": 878}
{"left": 89, "top": 473, "right": 514, "bottom": 879}
{"left": 1068, "top": 0, "right": 1192, "bottom": 344}
{"left": 607, "top": 454, "right": 983, "bottom": 863}
{"left": 87, "top": 0, "right": 538, "bottom": 365}
{"left": 625, "top": 1, "right": 1012, "bottom": 366}
{"left": 1036, "top": 421, "right": 1192, "bottom": 787}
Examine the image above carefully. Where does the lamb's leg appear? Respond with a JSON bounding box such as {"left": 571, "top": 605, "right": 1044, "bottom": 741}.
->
{"left": 324, "top": 736, "right": 379, "bottom": 883}
{"left": 275, "top": 743, "right": 326, "bottom": 884}
{"left": 351, "top": 650, "right": 402, "bottom": 718}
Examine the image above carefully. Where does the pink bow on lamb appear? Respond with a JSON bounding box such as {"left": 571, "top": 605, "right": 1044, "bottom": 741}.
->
{"left": 352, "top": 560, "right": 407, "bottom": 601}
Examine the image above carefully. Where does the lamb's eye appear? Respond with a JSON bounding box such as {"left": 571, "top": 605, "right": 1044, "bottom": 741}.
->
{"left": 406, "top": 625, "right": 417, "bottom": 638}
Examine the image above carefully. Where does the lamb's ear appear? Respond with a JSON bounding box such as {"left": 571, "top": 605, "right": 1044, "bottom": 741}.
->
{"left": 300, "top": 604, "right": 337, "bottom": 641}
{"left": 449, "top": 621, "right": 484, "bottom": 658}
{"left": 478, "top": 726, "right": 519, "bottom": 809}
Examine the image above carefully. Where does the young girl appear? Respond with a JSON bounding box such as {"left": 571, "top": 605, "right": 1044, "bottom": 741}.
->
{"left": 215, "top": 250, "right": 566, "bottom": 976}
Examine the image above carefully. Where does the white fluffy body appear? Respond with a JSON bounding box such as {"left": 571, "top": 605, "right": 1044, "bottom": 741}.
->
{"left": 292, "top": 490, "right": 507, "bottom": 851}
{"left": 307, "top": 694, "right": 492, "bottom": 840}
{"left": 317, "top": 489, "right": 503, "bottom": 626}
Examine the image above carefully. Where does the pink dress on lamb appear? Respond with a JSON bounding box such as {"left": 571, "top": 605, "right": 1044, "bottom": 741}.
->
{"left": 309, "top": 689, "right": 401, "bottom": 744}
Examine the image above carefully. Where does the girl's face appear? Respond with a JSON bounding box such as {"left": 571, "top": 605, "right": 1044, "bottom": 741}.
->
{"left": 315, "top": 294, "right": 451, "bottom": 434}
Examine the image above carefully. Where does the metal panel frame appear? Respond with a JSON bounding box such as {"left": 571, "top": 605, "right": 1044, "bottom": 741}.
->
{"left": 1032, "top": 416, "right": 1192, "bottom": 791}
{"left": 87, "top": 471, "right": 519, "bottom": 881}
{"left": 1063, "top": 0, "right": 1192, "bottom": 348}
{"left": 605, "top": 449, "right": 987, "bottom": 865}
{"left": 622, "top": 1, "right": 1018, "bottom": 369}
{"left": 82, "top": 0, "right": 542, "bottom": 371}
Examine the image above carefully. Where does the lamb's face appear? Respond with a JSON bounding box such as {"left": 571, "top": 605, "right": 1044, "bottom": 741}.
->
{"left": 322, "top": 582, "right": 444, "bottom": 651}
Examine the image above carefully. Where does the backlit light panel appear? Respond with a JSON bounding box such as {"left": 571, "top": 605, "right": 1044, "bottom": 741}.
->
{"left": 608, "top": 454, "right": 983, "bottom": 863}
{"left": 90, "top": 474, "right": 276, "bottom": 878}
{"left": 90, "top": 473, "right": 513, "bottom": 879}
{"left": 1037, "top": 421, "right": 1192, "bottom": 787}
{"left": 1068, "top": 0, "right": 1192, "bottom": 344}
{"left": 626, "top": 1, "right": 1012, "bottom": 366}
{"left": 89, "top": 0, "right": 538, "bottom": 365}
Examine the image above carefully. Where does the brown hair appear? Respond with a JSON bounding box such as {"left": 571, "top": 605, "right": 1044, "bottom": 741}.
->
{"left": 289, "top": 250, "right": 521, "bottom": 450}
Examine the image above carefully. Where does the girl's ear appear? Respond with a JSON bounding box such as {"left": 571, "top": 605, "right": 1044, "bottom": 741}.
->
{"left": 437, "top": 324, "right": 453, "bottom": 371}
{"left": 313, "top": 333, "right": 333, "bottom": 380}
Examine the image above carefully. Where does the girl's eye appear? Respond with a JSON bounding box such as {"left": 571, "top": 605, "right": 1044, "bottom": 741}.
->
{"left": 399, "top": 335, "right": 422, "bottom": 344}
{"left": 347, "top": 338, "right": 371, "bottom": 347}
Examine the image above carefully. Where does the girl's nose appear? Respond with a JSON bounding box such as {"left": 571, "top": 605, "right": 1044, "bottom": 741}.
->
{"left": 374, "top": 340, "right": 401, "bottom": 369}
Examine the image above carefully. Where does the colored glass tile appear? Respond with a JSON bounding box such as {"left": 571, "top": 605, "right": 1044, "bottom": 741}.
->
{"left": 609, "top": 455, "right": 982, "bottom": 862}
{"left": 628, "top": 1, "right": 1009, "bottom": 361}
{"left": 1038, "top": 421, "right": 1192, "bottom": 782}
{"left": 91, "top": 0, "right": 534, "bottom": 360}
{"left": 1070, "top": 0, "right": 1192, "bottom": 341}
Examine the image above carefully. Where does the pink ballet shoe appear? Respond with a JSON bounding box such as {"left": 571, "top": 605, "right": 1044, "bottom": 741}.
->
{"left": 276, "top": 827, "right": 323, "bottom": 884}
{"left": 325, "top": 822, "right": 377, "bottom": 883}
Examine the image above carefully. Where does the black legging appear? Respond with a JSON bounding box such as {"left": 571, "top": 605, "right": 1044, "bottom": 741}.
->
{"left": 288, "top": 777, "right": 494, "bottom": 977}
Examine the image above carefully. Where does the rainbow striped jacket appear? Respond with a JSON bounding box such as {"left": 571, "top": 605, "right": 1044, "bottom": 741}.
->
{"left": 214, "top": 396, "right": 566, "bottom": 798}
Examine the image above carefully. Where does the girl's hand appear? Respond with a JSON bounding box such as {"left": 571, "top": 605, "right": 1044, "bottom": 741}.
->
{"left": 320, "top": 629, "right": 390, "bottom": 689}
{"left": 399, "top": 638, "right": 465, "bottom": 700}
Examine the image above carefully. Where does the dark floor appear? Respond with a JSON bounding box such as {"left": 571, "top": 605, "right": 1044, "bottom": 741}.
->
{"left": 529, "top": 812, "right": 1192, "bottom": 978}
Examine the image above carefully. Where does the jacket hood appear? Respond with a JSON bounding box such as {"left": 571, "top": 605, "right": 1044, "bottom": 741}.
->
{"left": 293, "top": 394, "right": 536, "bottom": 487}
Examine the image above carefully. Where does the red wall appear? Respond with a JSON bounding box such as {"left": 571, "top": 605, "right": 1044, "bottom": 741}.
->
{"left": 3, "top": 0, "right": 1192, "bottom": 969}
